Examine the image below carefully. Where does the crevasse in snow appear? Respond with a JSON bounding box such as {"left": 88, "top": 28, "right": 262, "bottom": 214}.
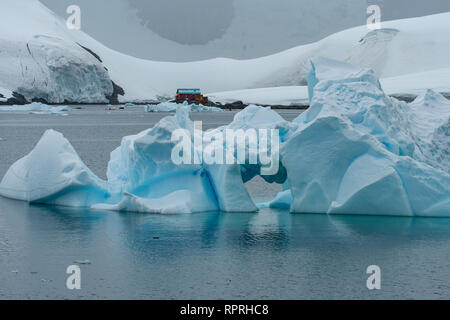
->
{"left": 0, "top": 58, "right": 449, "bottom": 216}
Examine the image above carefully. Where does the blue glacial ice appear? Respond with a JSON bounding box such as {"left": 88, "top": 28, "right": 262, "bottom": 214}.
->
{"left": 100, "top": 107, "right": 220, "bottom": 213}
{"left": 281, "top": 57, "right": 450, "bottom": 216}
{"left": 0, "top": 57, "right": 449, "bottom": 216}
{"left": 259, "top": 189, "right": 292, "bottom": 210}
{"left": 0, "top": 130, "right": 110, "bottom": 207}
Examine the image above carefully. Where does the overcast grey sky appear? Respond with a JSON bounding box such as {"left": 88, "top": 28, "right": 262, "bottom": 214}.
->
{"left": 373, "top": 0, "right": 450, "bottom": 20}
{"left": 41, "top": 0, "right": 450, "bottom": 61}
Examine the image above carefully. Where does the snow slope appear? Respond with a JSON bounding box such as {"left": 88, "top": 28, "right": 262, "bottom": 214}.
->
{"left": 1, "top": 1, "right": 450, "bottom": 103}
{"left": 209, "top": 68, "right": 450, "bottom": 107}
{"left": 208, "top": 87, "right": 310, "bottom": 107}
{"left": 73, "top": 11, "right": 450, "bottom": 102}
{"left": 0, "top": 87, "right": 13, "bottom": 103}
{"left": 40, "top": 0, "right": 367, "bottom": 62}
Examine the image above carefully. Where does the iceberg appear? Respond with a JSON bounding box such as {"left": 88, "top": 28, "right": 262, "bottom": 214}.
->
{"left": 281, "top": 57, "right": 450, "bottom": 216}
{"left": 0, "top": 130, "right": 110, "bottom": 207}
{"left": 407, "top": 89, "right": 450, "bottom": 174}
{"left": 1, "top": 58, "right": 449, "bottom": 216}
{"left": 144, "top": 101, "right": 223, "bottom": 113}
{"left": 101, "top": 106, "right": 220, "bottom": 213}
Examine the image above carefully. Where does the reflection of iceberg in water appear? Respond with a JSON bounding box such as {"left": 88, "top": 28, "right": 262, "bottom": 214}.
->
{"left": 0, "top": 58, "right": 449, "bottom": 216}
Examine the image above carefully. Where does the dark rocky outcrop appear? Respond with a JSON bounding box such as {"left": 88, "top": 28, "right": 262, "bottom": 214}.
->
{"left": 106, "top": 81, "right": 125, "bottom": 105}
{"left": 2, "top": 92, "right": 28, "bottom": 105}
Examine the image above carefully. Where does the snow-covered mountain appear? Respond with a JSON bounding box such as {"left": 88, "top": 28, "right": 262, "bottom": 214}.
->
{"left": 40, "top": 0, "right": 368, "bottom": 62}
{"left": 1, "top": 0, "right": 450, "bottom": 104}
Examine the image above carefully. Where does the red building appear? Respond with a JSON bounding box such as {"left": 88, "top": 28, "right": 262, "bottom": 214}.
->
{"left": 175, "top": 89, "right": 209, "bottom": 104}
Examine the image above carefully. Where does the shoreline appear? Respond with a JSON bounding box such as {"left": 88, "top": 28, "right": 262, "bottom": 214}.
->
{"left": 2, "top": 93, "right": 450, "bottom": 109}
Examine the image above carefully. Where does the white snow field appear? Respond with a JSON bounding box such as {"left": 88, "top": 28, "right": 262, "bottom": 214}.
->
{"left": 1, "top": 58, "right": 449, "bottom": 216}
{"left": 209, "top": 68, "right": 450, "bottom": 107}
{"left": 40, "top": 0, "right": 368, "bottom": 62}
{"left": 1, "top": 0, "right": 450, "bottom": 104}
{"left": 208, "top": 86, "right": 311, "bottom": 107}
{"left": 0, "top": 87, "right": 13, "bottom": 103}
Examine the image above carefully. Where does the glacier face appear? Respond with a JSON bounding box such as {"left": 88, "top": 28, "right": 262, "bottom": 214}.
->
{"left": 0, "top": 36, "right": 113, "bottom": 104}
{"left": 0, "top": 58, "right": 449, "bottom": 216}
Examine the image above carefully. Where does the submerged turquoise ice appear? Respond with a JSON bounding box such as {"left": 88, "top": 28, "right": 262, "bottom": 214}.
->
{"left": 0, "top": 58, "right": 449, "bottom": 216}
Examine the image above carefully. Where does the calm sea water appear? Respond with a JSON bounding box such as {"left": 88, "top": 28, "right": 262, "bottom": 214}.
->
{"left": 1, "top": 106, "right": 450, "bottom": 300}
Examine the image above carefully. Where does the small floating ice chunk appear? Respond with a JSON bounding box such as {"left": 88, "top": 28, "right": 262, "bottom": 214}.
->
{"left": 0, "top": 102, "right": 71, "bottom": 115}
{"left": 73, "top": 260, "right": 92, "bottom": 265}
{"left": 145, "top": 101, "right": 222, "bottom": 113}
